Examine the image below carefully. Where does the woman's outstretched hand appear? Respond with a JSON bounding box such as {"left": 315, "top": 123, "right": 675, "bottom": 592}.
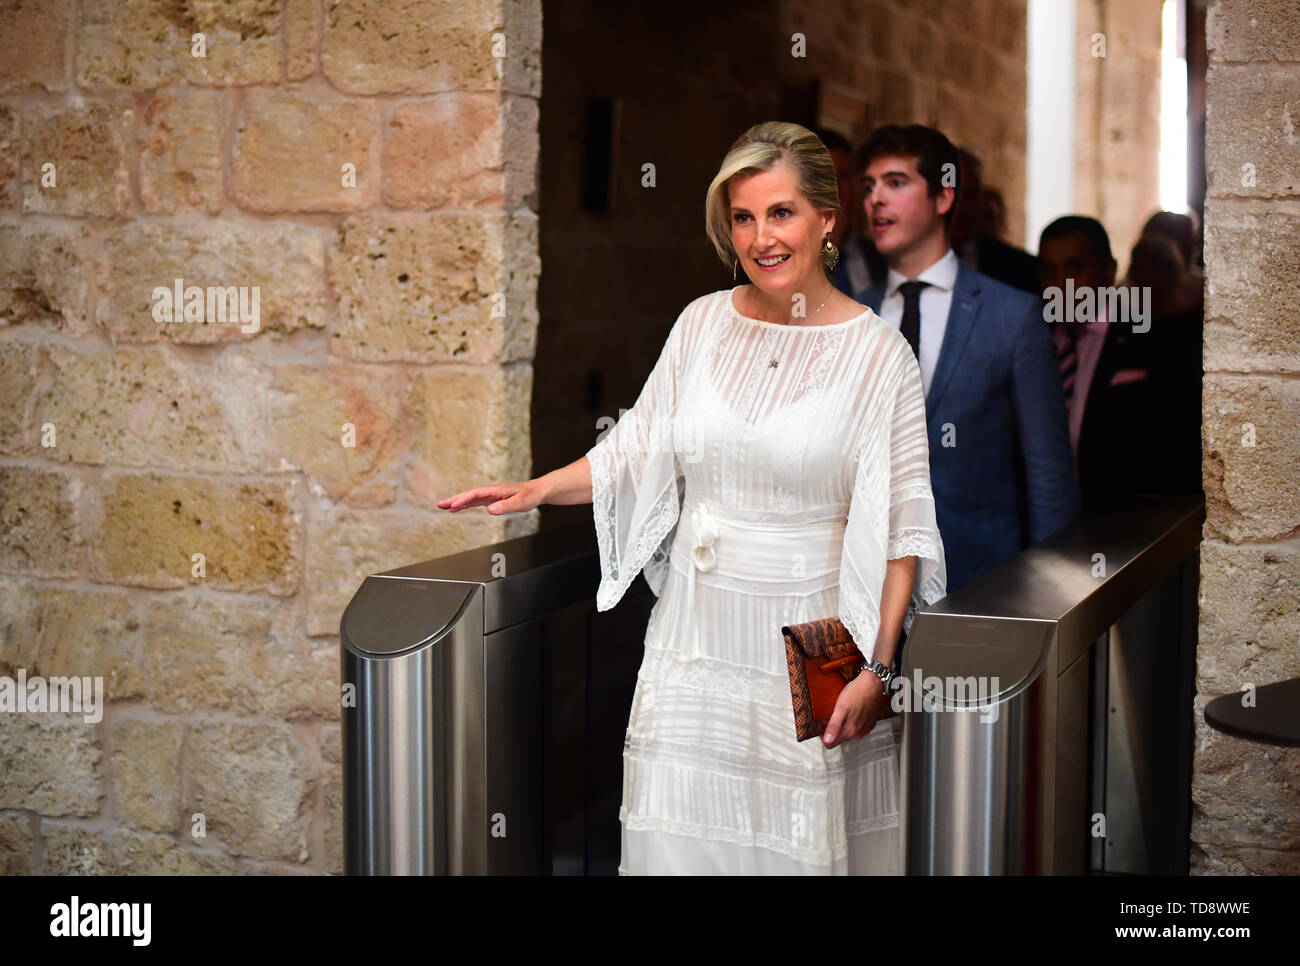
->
{"left": 438, "top": 458, "right": 594, "bottom": 513}
{"left": 821, "top": 670, "right": 891, "bottom": 748}
{"left": 437, "top": 480, "right": 546, "bottom": 515}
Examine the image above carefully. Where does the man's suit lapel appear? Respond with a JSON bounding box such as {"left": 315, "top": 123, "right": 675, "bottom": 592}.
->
{"left": 926, "top": 263, "right": 980, "bottom": 413}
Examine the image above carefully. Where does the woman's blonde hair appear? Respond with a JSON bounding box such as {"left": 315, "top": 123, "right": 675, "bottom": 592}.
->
{"left": 704, "top": 121, "right": 841, "bottom": 270}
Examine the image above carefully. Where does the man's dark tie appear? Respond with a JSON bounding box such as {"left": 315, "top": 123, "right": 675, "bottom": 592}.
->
{"left": 1057, "top": 326, "right": 1079, "bottom": 405}
{"left": 898, "top": 280, "right": 929, "bottom": 360}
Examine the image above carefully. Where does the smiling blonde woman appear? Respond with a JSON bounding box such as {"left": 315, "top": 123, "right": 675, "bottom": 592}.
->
{"left": 440, "top": 121, "right": 946, "bottom": 875}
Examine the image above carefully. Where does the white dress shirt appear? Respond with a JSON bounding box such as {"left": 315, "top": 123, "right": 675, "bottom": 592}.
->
{"left": 877, "top": 248, "right": 958, "bottom": 395}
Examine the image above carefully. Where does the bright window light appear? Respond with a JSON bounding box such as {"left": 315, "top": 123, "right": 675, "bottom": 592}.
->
{"left": 1159, "top": 0, "right": 1188, "bottom": 213}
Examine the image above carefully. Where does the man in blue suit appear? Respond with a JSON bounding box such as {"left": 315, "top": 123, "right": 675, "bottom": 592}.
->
{"left": 854, "top": 125, "right": 1077, "bottom": 592}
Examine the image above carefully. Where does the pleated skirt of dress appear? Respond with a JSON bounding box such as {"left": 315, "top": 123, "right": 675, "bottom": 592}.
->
{"left": 616, "top": 548, "right": 904, "bottom": 876}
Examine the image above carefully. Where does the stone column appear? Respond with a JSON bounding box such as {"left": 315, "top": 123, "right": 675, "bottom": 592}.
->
{"left": 1194, "top": 0, "right": 1300, "bottom": 875}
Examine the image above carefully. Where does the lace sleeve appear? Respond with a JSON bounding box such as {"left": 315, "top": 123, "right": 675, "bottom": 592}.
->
{"left": 585, "top": 308, "right": 690, "bottom": 611}
{"left": 839, "top": 341, "right": 947, "bottom": 657}
{"left": 883, "top": 345, "right": 946, "bottom": 633}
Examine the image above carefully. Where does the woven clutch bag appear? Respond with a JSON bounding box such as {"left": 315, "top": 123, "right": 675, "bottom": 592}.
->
{"left": 781, "top": 616, "right": 897, "bottom": 742}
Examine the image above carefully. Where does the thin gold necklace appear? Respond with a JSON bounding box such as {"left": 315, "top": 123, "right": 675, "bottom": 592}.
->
{"left": 752, "top": 287, "right": 835, "bottom": 369}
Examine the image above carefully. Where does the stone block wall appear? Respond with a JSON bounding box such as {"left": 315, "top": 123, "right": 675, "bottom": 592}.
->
{"left": 0, "top": 0, "right": 540, "bottom": 874}
{"left": 1192, "top": 0, "right": 1300, "bottom": 875}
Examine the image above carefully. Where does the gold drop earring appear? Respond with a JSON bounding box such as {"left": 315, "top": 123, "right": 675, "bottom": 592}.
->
{"left": 821, "top": 232, "right": 840, "bottom": 272}
{"left": 733, "top": 257, "right": 738, "bottom": 281}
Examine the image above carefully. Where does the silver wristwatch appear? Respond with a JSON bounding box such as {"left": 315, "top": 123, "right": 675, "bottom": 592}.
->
{"left": 858, "top": 658, "right": 896, "bottom": 692}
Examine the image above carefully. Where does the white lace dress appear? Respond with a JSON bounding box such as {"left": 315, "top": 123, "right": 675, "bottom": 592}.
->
{"left": 586, "top": 286, "right": 946, "bottom": 875}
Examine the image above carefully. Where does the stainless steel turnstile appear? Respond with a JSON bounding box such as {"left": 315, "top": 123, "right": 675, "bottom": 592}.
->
{"left": 900, "top": 496, "right": 1203, "bottom": 874}
{"left": 342, "top": 496, "right": 1203, "bottom": 875}
{"left": 340, "top": 506, "right": 651, "bottom": 875}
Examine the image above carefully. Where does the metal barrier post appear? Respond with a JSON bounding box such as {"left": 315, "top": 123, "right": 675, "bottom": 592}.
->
{"left": 340, "top": 509, "right": 648, "bottom": 875}
{"left": 900, "top": 496, "right": 1204, "bottom": 874}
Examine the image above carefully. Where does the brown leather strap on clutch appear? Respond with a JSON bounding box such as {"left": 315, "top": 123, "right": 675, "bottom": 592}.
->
{"left": 781, "top": 616, "right": 897, "bottom": 742}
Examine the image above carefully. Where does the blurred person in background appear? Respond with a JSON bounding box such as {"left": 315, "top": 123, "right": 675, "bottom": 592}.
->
{"left": 1039, "top": 216, "right": 1200, "bottom": 511}
{"left": 948, "top": 147, "right": 1040, "bottom": 295}
{"left": 1123, "top": 232, "right": 1203, "bottom": 500}
{"left": 1142, "top": 209, "right": 1204, "bottom": 315}
{"left": 978, "top": 187, "right": 1009, "bottom": 240}
{"left": 816, "top": 127, "right": 885, "bottom": 297}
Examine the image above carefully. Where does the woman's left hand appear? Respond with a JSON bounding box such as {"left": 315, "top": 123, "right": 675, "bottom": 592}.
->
{"left": 822, "top": 670, "right": 889, "bottom": 748}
